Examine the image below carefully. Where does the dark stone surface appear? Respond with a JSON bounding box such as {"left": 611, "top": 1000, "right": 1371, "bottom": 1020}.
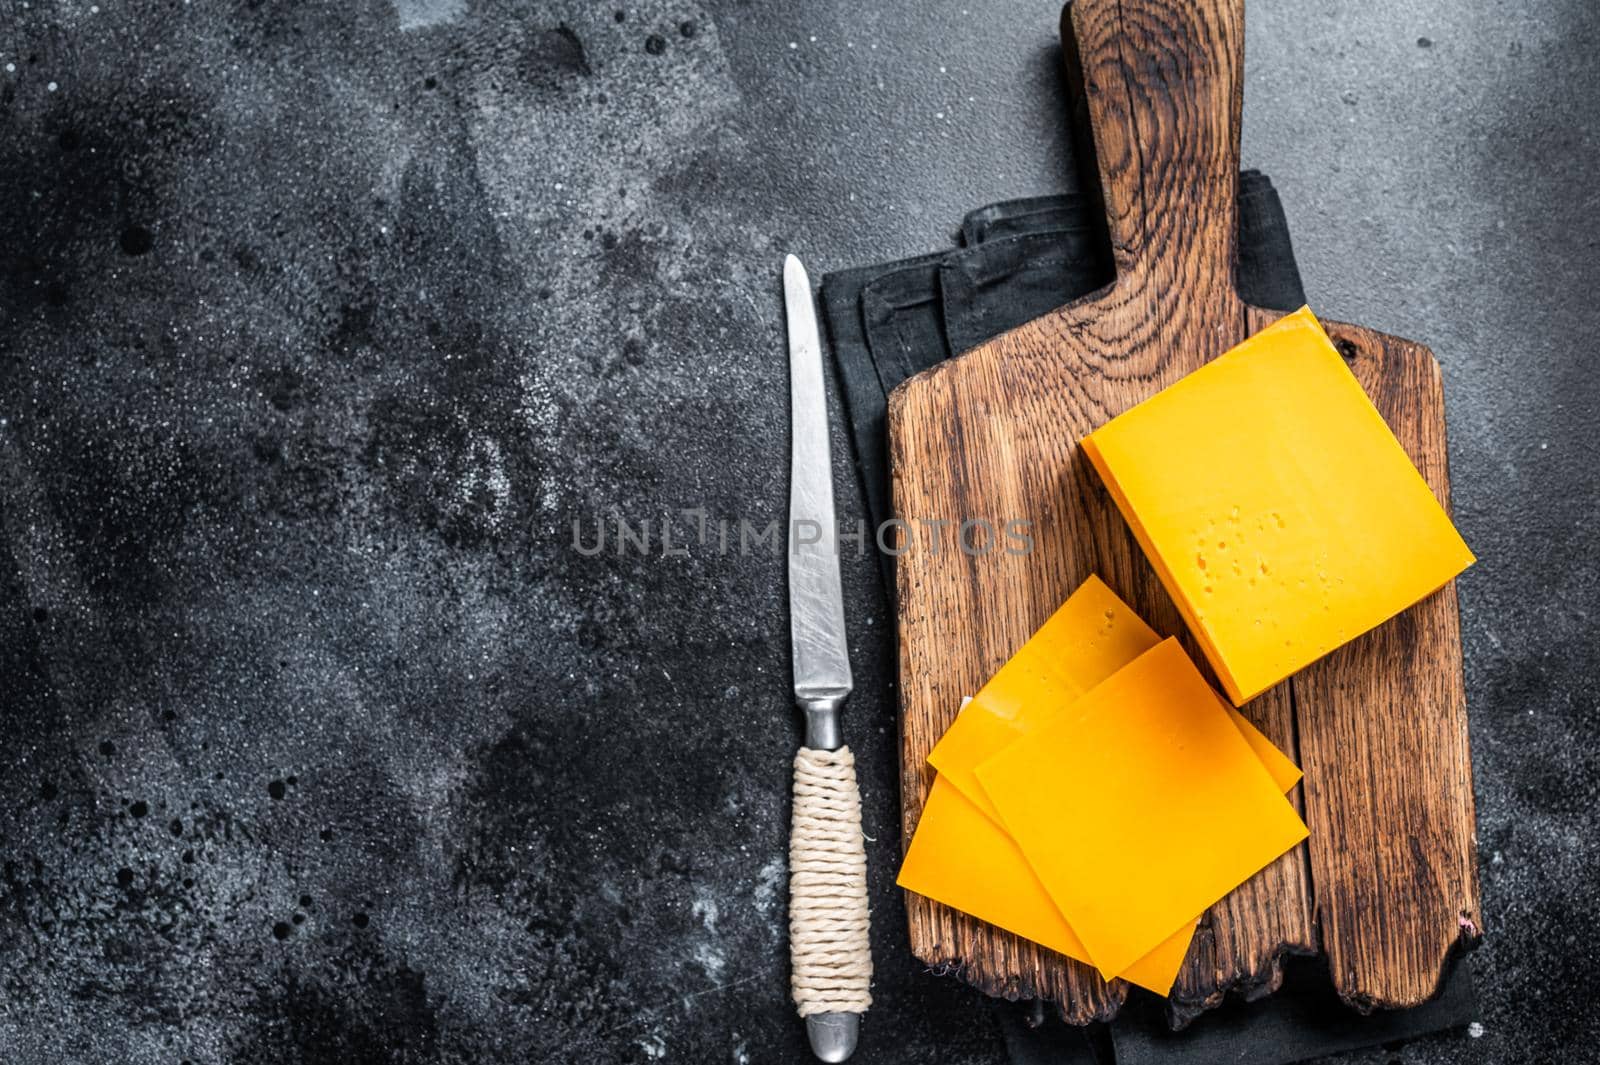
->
{"left": 0, "top": 1, "right": 1593, "bottom": 1063}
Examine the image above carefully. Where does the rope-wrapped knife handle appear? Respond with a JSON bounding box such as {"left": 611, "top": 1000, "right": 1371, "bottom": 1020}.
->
{"left": 789, "top": 746, "right": 873, "bottom": 1025}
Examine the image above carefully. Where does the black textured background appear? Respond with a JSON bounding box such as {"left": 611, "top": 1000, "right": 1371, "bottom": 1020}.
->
{"left": 0, "top": 2, "right": 1595, "bottom": 1063}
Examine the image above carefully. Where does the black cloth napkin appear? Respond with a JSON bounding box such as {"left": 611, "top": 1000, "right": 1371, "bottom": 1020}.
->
{"left": 819, "top": 172, "right": 1477, "bottom": 1062}
{"left": 994, "top": 959, "right": 1477, "bottom": 1065}
{"left": 1107, "top": 958, "right": 1476, "bottom": 1065}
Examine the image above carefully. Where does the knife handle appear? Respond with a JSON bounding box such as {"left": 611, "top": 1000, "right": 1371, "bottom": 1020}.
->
{"left": 789, "top": 745, "right": 871, "bottom": 1062}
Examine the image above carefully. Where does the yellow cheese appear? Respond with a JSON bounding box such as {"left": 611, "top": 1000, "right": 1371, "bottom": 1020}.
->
{"left": 1081, "top": 307, "right": 1474, "bottom": 705}
{"left": 928, "top": 575, "right": 1160, "bottom": 822}
{"left": 930, "top": 576, "right": 1301, "bottom": 807}
{"left": 975, "top": 638, "right": 1309, "bottom": 979}
{"left": 1229, "top": 701, "right": 1302, "bottom": 793}
{"left": 903, "top": 578, "right": 1300, "bottom": 994}
{"left": 897, "top": 775, "right": 1199, "bottom": 995}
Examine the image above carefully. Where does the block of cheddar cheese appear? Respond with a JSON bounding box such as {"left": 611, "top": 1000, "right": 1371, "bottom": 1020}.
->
{"left": 1081, "top": 307, "right": 1474, "bottom": 705}
{"left": 975, "top": 638, "right": 1309, "bottom": 980}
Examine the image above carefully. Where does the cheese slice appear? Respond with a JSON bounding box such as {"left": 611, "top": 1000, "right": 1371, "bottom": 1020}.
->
{"left": 902, "top": 693, "right": 1296, "bottom": 995}
{"left": 1233, "top": 704, "right": 1302, "bottom": 793}
{"left": 1081, "top": 307, "right": 1474, "bottom": 704}
{"left": 904, "top": 580, "right": 1301, "bottom": 994}
{"left": 928, "top": 575, "right": 1159, "bottom": 822}
{"left": 930, "top": 576, "right": 1301, "bottom": 810}
{"left": 897, "top": 775, "right": 1200, "bottom": 995}
{"left": 975, "top": 639, "right": 1309, "bottom": 979}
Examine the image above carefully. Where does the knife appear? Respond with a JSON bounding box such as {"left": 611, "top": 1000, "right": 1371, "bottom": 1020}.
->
{"left": 783, "top": 254, "right": 871, "bottom": 1062}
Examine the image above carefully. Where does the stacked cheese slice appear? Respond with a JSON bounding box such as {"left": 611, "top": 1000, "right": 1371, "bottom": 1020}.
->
{"left": 897, "top": 576, "right": 1306, "bottom": 995}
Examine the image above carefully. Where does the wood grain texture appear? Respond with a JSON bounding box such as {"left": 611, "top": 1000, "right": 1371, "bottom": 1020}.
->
{"left": 1296, "top": 321, "right": 1482, "bottom": 1011}
{"left": 888, "top": 0, "right": 1478, "bottom": 1026}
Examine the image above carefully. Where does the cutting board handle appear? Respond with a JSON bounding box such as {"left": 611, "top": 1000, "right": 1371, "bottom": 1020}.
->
{"left": 1060, "top": 0, "right": 1246, "bottom": 307}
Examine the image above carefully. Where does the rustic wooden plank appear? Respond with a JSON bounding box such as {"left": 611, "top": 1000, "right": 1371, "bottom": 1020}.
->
{"left": 1293, "top": 322, "right": 1482, "bottom": 1011}
{"left": 889, "top": 0, "right": 1476, "bottom": 1025}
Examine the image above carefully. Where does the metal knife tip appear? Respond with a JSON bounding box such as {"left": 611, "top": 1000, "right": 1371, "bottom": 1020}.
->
{"left": 784, "top": 253, "right": 808, "bottom": 286}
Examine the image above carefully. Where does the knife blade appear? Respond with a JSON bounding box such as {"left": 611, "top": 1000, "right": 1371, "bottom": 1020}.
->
{"left": 783, "top": 254, "right": 869, "bottom": 1063}
{"left": 786, "top": 253, "right": 853, "bottom": 737}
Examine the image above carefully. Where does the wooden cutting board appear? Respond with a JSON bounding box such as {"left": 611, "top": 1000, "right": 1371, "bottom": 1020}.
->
{"left": 888, "top": 0, "right": 1479, "bottom": 1027}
